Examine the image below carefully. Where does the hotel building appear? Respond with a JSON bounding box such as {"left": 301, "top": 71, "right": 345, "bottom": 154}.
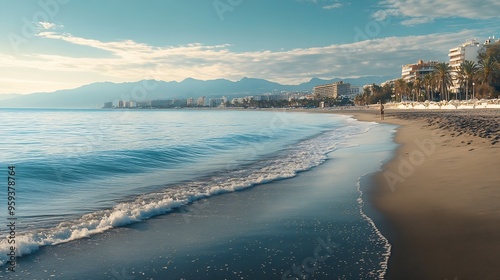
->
{"left": 314, "top": 81, "right": 350, "bottom": 99}
{"left": 448, "top": 39, "right": 482, "bottom": 93}
{"left": 401, "top": 60, "right": 438, "bottom": 82}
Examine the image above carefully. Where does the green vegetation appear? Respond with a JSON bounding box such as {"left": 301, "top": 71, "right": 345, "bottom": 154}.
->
{"left": 353, "top": 83, "right": 392, "bottom": 105}
{"left": 434, "top": 62, "right": 453, "bottom": 101}
{"left": 229, "top": 96, "right": 353, "bottom": 109}
{"left": 457, "top": 60, "right": 478, "bottom": 100}
{"left": 354, "top": 41, "right": 500, "bottom": 104}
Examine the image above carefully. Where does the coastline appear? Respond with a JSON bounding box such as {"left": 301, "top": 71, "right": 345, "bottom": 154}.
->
{"left": 5, "top": 117, "right": 396, "bottom": 279}
{"left": 320, "top": 108, "right": 500, "bottom": 279}
{"left": 4, "top": 107, "right": 499, "bottom": 279}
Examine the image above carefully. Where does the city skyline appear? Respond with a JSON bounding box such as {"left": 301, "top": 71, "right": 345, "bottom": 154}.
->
{"left": 1, "top": 0, "right": 499, "bottom": 94}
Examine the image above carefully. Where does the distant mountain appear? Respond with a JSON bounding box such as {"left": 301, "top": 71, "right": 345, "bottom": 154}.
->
{"left": 0, "top": 94, "right": 22, "bottom": 101}
{"left": 0, "top": 76, "right": 393, "bottom": 108}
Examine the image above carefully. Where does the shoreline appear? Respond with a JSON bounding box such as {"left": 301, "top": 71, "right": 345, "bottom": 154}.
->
{"left": 319, "top": 108, "right": 500, "bottom": 279}
{"left": 4, "top": 108, "right": 499, "bottom": 279}
{"left": 4, "top": 120, "right": 396, "bottom": 279}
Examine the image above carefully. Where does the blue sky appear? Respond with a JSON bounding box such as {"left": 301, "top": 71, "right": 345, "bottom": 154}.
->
{"left": 0, "top": 0, "right": 498, "bottom": 94}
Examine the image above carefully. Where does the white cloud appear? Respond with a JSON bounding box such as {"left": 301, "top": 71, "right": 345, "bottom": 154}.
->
{"left": 322, "top": 3, "right": 342, "bottom": 9}
{"left": 374, "top": 0, "right": 500, "bottom": 25}
{"left": 298, "top": 0, "right": 346, "bottom": 10}
{"left": 371, "top": 9, "right": 400, "bottom": 21}
{"left": 401, "top": 17, "right": 434, "bottom": 26}
{"left": 37, "top": 22, "right": 63, "bottom": 30}
{"left": 0, "top": 29, "right": 486, "bottom": 94}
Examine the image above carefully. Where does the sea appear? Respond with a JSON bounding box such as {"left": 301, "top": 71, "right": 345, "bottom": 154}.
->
{"left": 0, "top": 108, "right": 397, "bottom": 279}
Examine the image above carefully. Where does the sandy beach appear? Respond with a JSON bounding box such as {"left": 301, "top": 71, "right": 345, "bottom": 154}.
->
{"left": 332, "top": 108, "right": 500, "bottom": 279}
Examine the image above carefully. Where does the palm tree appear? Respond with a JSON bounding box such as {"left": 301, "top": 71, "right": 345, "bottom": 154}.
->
{"left": 457, "top": 60, "right": 478, "bottom": 100}
{"left": 422, "top": 74, "right": 433, "bottom": 101}
{"left": 433, "top": 62, "right": 452, "bottom": 101}
{"left": 354, "top": 94, "right": 365, "bottom": 106}
{"left": 394, "top": 78, "right": 407, "bottom": 102}
{"left": 430, "top": 72, "right": 439, "bottom": 100}
{"left": 406, "top": 81, "right": 414, "bottom": 102}
{"left": 478, "top": 56, "right": 500, "bottom": 86}
{"left": 413, "top": 78, "right": 423, "bottom": 102}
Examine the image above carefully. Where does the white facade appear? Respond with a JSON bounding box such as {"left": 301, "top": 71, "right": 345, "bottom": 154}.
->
{"left": 401, "top": 60, "right": 438, "bottom": 82}
{"left": 349, "top": 85, "right": 361, "bottom": 96}
{"left": 449, "top": 39, "right": 482, "bottom": 92}
{"left": 314, "top": 81, "right": 350, "bottom": 98}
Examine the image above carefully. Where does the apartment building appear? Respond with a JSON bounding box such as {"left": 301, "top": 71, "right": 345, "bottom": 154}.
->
{"left": 401, "top": 60, "right": 438, "bottom": 82}
{"left": 314, "top": 81, "right": 350, "bottom": 98}
{"left": 449, "top": 39, "right": 482, "bottom": 92}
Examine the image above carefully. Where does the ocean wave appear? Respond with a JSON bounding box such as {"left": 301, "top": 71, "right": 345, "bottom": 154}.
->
{"left": 0, "top": 120, "right": 375, "bottom": 266}
{"left": 12, "top": 128, "right": 313, "bottom": 185}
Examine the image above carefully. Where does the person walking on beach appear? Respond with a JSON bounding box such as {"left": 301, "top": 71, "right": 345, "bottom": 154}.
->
{"left": 379, "top": 101, "right": 384, "bottom": 120}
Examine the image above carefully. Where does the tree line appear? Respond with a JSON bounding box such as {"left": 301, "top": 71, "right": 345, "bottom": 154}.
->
{"left": 355, "top": 41, "right": 500, "bottom": 105}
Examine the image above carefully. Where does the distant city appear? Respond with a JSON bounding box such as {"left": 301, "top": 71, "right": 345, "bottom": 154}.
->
{"left": 105, "top": 36, "right": 500, "bottom": 109}
{"left": 105, "top": 86, "right": 356, "bottom": 109}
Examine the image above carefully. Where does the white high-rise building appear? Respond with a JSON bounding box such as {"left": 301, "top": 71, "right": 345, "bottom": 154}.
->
{"left": 449, "top": 39, "right": 482, "bottom": 93}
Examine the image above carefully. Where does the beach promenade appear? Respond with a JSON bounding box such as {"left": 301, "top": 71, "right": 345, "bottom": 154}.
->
{"left": 331, "top": 108, "right": 500, "bottom": 279}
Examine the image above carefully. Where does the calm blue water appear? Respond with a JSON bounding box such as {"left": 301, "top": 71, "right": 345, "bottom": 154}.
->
{"left": 0, "top": 109, "right": 396, "bottom": 278}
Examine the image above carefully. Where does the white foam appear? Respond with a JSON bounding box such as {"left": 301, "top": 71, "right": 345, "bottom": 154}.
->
{"left": 356, "top": 177, "right": 391, "bottom": 280}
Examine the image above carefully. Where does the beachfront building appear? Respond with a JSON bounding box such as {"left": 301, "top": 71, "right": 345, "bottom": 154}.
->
{"left": 197, "top": 96, "right": 206, "bottom": 107}
{"left": 314, "top": 81, "right": 350, "bottom": 99}
{"left": 448, "top": 39, "right": 482, "bottom": 93}
{"left": 350, "top": 85, "right": 362, "bottom": 96}
{"left": 401, "top": 60, "right": 438, "bottom": 82}
{"left": 187, "top": 98, "right": 195, "bottom": 106}
{"left": 103, "top": 102, "right": 113, "bottom": 109}
{"left": 381, "top": 79, "right": 397, "bottom": 87}
{"left": 208, "top": 97, "right": 227, "bottom": 107}
{"left": 115, "top": 100, "right": 136, "bottom": 108}
{"left": 254, "top": 93, "right": 288, "bottom": 101}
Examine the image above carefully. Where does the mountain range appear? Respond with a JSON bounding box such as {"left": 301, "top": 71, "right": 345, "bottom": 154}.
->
{"left": 0, "top": 76, "right": 393, "bottom": 108}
